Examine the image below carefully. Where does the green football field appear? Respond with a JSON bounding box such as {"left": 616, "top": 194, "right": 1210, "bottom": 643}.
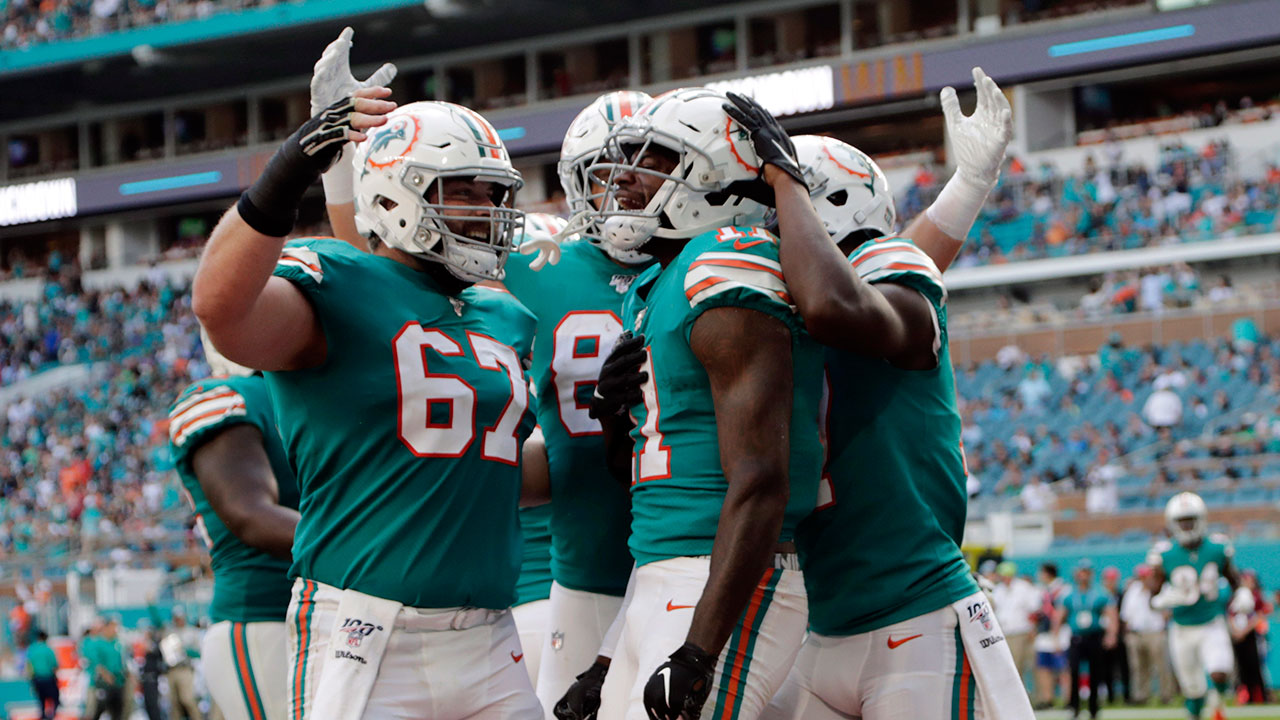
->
{"left": 1034, "top": 706, "right": 1280, "bottom": 720}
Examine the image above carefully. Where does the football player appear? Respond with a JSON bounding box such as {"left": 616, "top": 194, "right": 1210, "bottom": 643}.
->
{"left": 513, "top": 425, "right": 554, "bottom": 687}
{"left": 721, "top": 80, "right": 1031, "bottom": 719}
{"left": 502, "top": 92, "right": 655, "bottom": 716}
{"left": 1148, "top": 492, "right": 1238, "bottom": 720}
{"left": 587, "top": 87, "right": 825, "bottom": 720}
{"left": 169, "top": 336, "right": 300, "bottom": 720}
{"left": 192, "top": 81, "right": 544, "bottom": 720}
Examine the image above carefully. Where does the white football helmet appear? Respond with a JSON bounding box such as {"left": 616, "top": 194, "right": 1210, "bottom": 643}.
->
{"left": 353, "top": 101, "right": 524, "bottom": 282}
{"left": 558, "top": 90, "right": 653, "bottom": 264}
{"left": 588, "top": 87, "right": 771, "bottom": 253}
{"left": 1165, "top": 491, "right": 1208, "bottom": 547}
{"left": 200, "top": 327, "right": 253, "bottom": 378}
{"left": 793, "top": 135, "right": 896, "bottom": 243}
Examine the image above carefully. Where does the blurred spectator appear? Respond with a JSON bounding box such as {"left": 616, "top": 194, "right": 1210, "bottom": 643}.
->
{"left": 1229, "top": 570, "right": 1271, "bottom": 705}
{"left": 1207, "top": 274, "right": 1236, "bottom": 303}
{"left": 1055, "top": 560, "right": 1118, "bottom": 720}
{"left": 1020, "top": 473, "right": 1056, "bottom": 512}
{"left": 1033, "top": 563, "right": 1070, "bottom": 710}
{"left": 1018, "top": 369, "right": 1052, "bottom": 414}
{"left": 1142, "top": 385, "right": 1183, "bottom": 430}
{"left": 26, "top": 629, "right": 58, "bottom": 720}
{"left": 1084, "top": 448, "right": 1120, "bottom": 515}
{"left": 992, "top": 562, "right": 1041, "bottom": 692}
{"left": 2, "top": 0, "right": 269, "bottom": 50}
{"left": 1100, "top": 566, "right": 1131, "bottom": 704}
{"left": 1121, "top": 565, "right": 1174, "bottom": 705}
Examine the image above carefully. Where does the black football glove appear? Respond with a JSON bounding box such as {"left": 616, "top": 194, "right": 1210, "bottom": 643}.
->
{"left": 642, "top": 642, "right": 716, "bottom": 720}
{"left": 589, "top": 332, "right": 647, "bottom": 420}
{"left": 553, "top": 660, "right": 609, "bottom": 720}
{"left": 722, "top": 92, "right": 805, "bottom": 188}
{"left": 238, "top": 96, "right": 361, "bottom": 237}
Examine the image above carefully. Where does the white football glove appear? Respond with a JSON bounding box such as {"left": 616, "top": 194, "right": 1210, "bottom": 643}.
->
{"left": 926, "top": 67, "right": 1014, "bottom": 240}
{"left": 940, "top": 66, "right": 1013, "bottom": 188}
{"left": 310, "top": 27, "right": 397, "bottom": 205}
{"left": 517, "top": 235, "right": 562, "bottom": 271}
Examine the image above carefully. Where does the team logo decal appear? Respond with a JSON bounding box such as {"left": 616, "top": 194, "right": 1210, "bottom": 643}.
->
{"left": 966, "top": 600, "right": 994, "bottom": 632}
{"left": 610, "top": 274, "right": 637, "bottom": 294}
{"left": 340, "top": 617, "right": 384, "bottom": 648}
{"left": 365, "top": 115, "right": 422, "bottom": 170}
{"left": 551, "top": 630, "right": 565, "bottom": 652}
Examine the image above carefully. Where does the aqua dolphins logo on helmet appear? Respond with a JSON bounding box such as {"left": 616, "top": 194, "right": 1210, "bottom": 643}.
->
{"left": 370, "top": 123, "right": 408, "bottom": 155}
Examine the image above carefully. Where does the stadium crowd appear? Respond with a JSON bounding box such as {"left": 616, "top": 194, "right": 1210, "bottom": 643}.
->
{"left": 900, "top": 137, "right": 1280, "bottom": 267}
{"left": 1, "top": 0, "right": 270, "bottom": 50}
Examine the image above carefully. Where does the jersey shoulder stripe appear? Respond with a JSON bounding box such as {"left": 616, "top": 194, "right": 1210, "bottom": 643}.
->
{"left": 169, "top": 386, "right": 248, "bottom": 447}
{"left": 277, "top": 246, "right": 325, "bottom": 285}
{"left": 849, "top": 238, "right": 946, "bottom": 306}
{"left": 683, "top": 251, "right": 793, "bottom": 310}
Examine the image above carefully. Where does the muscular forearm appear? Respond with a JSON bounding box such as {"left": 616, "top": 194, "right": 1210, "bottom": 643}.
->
{"left": 229, "top": 504, "right": 299, "bottom": 560}
{"left": 769, "top": 167, "right": 908, "bottom": 356}
{"left": 902, "top": 211, "right": 964, "bottom": 273}
{"left": 686, "top": 474, "right": 786, "bottom": 654}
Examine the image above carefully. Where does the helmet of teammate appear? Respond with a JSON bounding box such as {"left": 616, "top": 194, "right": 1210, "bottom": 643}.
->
{"left": 589, "top": 87, "right": 771, "bottom": 253}
{"left": 1165, "top": 491, "right": 1208, "bottom": 547}
{"left": 515, "top": 212, "right": 573, "bottom": 249}
{"left": 200, "top": 327, "right": 253, "bottom": 378}
{"left": 559, "top": 91, "right": 653, "bottom": 264}
{"left": 353, "top": 101, "right": 524, "bottom": 282}
{"left": 793, "top": 135, "right": 896, "bottom": 244}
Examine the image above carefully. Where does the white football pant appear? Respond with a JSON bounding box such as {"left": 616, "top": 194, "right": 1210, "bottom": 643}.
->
{"left": 202, "top": 620, "right": 287, "bottom": 720}
{"left": 763, "top": 592, "right": 1034, "bottom": 720}
{"left": 1168, "top": 616, "right": 1234, "bottom": 699}
{"left": 535, "top": 583, "right": 625, "bottom": 717}
{"left": 512, "top": 598, "right": 550, "bottom": 687}
{"left": 599, "top": 555, "right": 807, "bottom": 720}
{"left": 285, "top": 579, "right": 542, "bottom": 720}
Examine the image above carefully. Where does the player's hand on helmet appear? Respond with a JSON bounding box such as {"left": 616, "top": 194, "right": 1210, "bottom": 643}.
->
{"left": 310, "top": 27, "right": 398, "bottom": 116}
{"left": 553, "top": 660, "right": 609, "bottom": 720}
{"left": 297, "top": 93, "right": 394, "bottom": 171}
{"left": 590, "top": 332, "right": 647, "bottom": 420}
{"left": 642, "top": 642, "right": 716, "bottom": 720}
{"left": 722, "top": 92, "right": 805, "bottom": 188}
{"left": 940, "top": 67, "right": 1013, "bottom": 189}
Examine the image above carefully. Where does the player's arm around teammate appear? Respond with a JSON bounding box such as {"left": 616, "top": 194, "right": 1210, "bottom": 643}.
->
{"left": 192, "top": 87, "right": 394, "bottom": 369}
{"left": 193, "top": 423, "right": 298, "bottom": 558}
{"left": 723, "top": 94, "right": 938, "bottom": 368}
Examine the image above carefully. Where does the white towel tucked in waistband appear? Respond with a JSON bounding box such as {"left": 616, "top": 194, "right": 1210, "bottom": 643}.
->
{"left": 309, "top": 588, "right": 403, "bottom": 720}
{"left": 951, "top": 593, "right": 1036, "bottom": 720}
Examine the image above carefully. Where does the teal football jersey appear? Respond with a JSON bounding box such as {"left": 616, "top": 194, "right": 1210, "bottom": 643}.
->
{"left": 169, "top": 374, "right": 299, "bottom": 623}
{"left": 515, "top": 504, "right": 554, "bottom": 606}
{"left": 1148, "top": 534, "right": 1234, "bottom": 626}
{"left": 504, "top": 240, "right": 645, "bottom": 595}
{"left": 620, "top": 226, "right": 825, "bottom": 567}
{"left": 269, "top": 239, "right": 536, "bottom": 610}
{"left": 798, "top": 237, "right": 978, "bottom": 637}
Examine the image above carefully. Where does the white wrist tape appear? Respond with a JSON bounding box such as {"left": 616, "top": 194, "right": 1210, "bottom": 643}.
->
{"left": 321, "top": 142, "right": 355, "bottom": 205}
{"left": 924, "top": 171, "right": 995, "bottom": 241}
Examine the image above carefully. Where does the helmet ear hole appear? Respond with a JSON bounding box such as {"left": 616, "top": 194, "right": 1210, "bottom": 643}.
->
{"left": 826, "top": 190, "right": 848, "bottom": 207}
{"left": 377, "top": 196, "right": 398, "bottom": 212}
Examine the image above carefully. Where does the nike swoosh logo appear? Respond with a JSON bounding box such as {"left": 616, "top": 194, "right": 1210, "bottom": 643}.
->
{"left": 887, "top": 634, "right": 923, "bottom": 649}
{"left": 666, "top": 600, "right": 695, "bottom": 612}
{"left": 733, "top": 237, "right": 771, "bottom": 250}
{"left": 659, "top": 666, "right": 672, "bottom": 705}
{"left": 510, "top": 651, "right": 523, "bottom": 663}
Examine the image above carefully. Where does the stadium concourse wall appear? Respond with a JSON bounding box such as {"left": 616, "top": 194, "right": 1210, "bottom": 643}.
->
{"left": 949, "top": 296, "right": 1280, "bottom": 365}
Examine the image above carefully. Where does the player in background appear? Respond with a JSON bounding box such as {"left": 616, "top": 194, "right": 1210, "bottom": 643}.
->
{"left": 502, "top": 92, "right": 655, "bottom": 716}
{"left": 1148, "top": 492, "right": 1238, "bottom": 720}
{"left": 168, "top": 336, "right": 300, "bottom": 720}
{"left": 513, "top": 424, "right": 553, "bottom": 687}
{"left": 585, "top": 87, "right": 825, "bottom": 720}
{"left": 720, "top": 79, "right": 1030, "bottom": 719}
{"left": 192, "top": 69, "right": 543, "bottom": 719}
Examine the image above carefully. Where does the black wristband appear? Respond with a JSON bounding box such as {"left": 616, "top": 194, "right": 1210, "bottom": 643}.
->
{"left": 238, "top": 97, "right": 356, "bottom": 237}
